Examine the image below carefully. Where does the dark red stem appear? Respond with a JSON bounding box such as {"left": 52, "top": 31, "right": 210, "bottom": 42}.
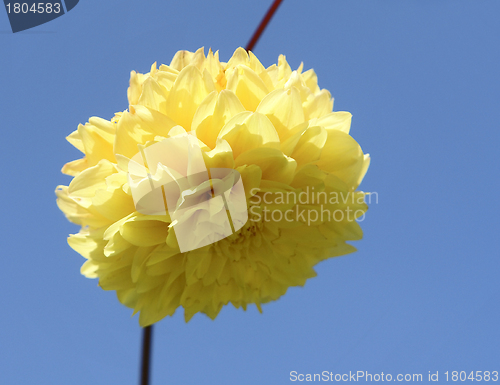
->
{"left": 140, "top": 325, "right": 153, "bottom": 385}
{"left": 246, "top": 0, "right": 284, "bottom": 51}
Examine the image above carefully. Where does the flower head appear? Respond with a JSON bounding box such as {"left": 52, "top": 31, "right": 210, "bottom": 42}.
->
{"left": 57, "top": 47, "right": 370, "bottom": 326}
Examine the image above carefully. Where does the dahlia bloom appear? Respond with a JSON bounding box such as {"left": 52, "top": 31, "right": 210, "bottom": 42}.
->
{"left": 56, "top": 47, "right": 370, "bottom": 326}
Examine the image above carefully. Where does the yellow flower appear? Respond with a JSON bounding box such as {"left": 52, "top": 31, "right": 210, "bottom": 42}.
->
{"left": 56, "top": 47, "right": 370, "bottom": 326}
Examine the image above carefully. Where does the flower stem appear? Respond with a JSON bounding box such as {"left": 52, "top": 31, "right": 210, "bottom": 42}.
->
{"left": 246, "top": 0, "right": 284, "bottom": 51}
{"left": 140, "top": 325, "right": 153, "bottom": 385}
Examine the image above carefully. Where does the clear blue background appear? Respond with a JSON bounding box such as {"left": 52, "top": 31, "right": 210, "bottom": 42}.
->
{"left": 1, "top": 1, "right": 499, "bottom": 384}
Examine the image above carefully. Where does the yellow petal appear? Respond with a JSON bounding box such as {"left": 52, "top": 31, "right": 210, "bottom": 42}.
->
{"left": 66, "top": 129, "right": 84, "bottom": 152}
{"left": 155, "top": 64, "right": 179, "bottom": 95}
{"left": 202, "top": 251, "right": 226, "bottom": 286}
{"left": 226, "top": 65, "right": 269, "bottom": 111}
{"left": 92, "top": 185, "right": 136, "bottom": 223}
{"left": 131, "top": 246, "right": 158, "bottom": 283}
{"left": 290, "top": 164, "right": 326, "bottom": 190}
{"left": 103, "top": 229, "right": 133, "bottom": 257}
{"left": 120, "top": 216, "right": 169, "bottom": 247}
{"left": 248, "top": 51, "right": 266, "bottom": 74}
{"left": 236, "top": 164, "right": 262, "bottom": 200}
{"left": 263, "top": 63, "right": 279, "bottom": 89}
{"left": 284, "top": 71, "right": 312, "bottom": 103}
{"left": 309, "top": 111, "right": 352, "bottom": 134}
{"left": 256, "top": 87, "right": 305, "bottom": 140}
{"left": 218, "top": 112, "right": 280, "bottom": 158}
{"left": 165, "top": 65, "right": 212, "bottom": 130}
{"left": 62, "top": 158, "right": 88, "bottom": 176}
{"left": 128, "top": 70, "right": 147, "bottom": 105}
{"left": 114, "top": 105, "right": 177, "bottom": 159}
{"left": 99, "top": 263, "right": 135, "bottom": 291}
{"left": 279, "top": 122, "right": 308, "bottom": 156}
{"left": 191, "top": 91, "right": 217, "bottom": 143}
{"left": 77, "top": 118, "right": 116, "bottom": 167}
{"left": 276, "top": 54, "right": 293, "bottom": 87}
{"left": 68, "top": 228, "right": 107, "bottom": 260}
{"left": 189, "top": 47, "right": 207, "bottom": 71}
{"left": 193, "top": 90, "right": 246, "bottom": 149}
{"left": 56, "top": 186, "right": 112, "bottom": 228}
{"left": 225, "top": 47, "right": 250, "bottom": 70}
{"left": 301, "top": 68, "right": 320, "bottom": 94}
{"left": 316, "top": 130, "right": 365, "bottom": 190}
{"left": 235, "top": 147, "right": 297, "bottom": 184}
{"left": 202, "top": 68, "right": 217, "bottom": 94}
{"left": 138, "top": 77, "right": 168, "bottom": 115}
{"left": 303, "top": 89, "right": 333, "bottom": 120}
{"left": 169, "top": 50, "right": 195, "bottom": 71}
{"left": 204, "top": 48, "right": 224, "bottom": 81}
{"left": 202, "top": 139, "right": 235, "bottom": 169}
{"left": 290, "top": 125, "right": 327, "bottom": 166}
{"left": 356, "top": 154, "right": 371, "bottom": 188}
{"left": 68, "top": 160, "right": 117, "bottom": 198}
{"left": 146, "top": 243, "right": 182, "bottom": 266}
{"left": 81, "top": 260, "right": 99, "bottom": 278}
{"left": 185, "top": 249, "right": 212, "bottom": 285}
{"left": 116, "top": 288, "right": 138, "bottom": 308}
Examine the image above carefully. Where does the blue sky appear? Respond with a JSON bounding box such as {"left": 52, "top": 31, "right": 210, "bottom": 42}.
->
{"left": 1, "top": 1, "right": 499, "bottom": 384}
